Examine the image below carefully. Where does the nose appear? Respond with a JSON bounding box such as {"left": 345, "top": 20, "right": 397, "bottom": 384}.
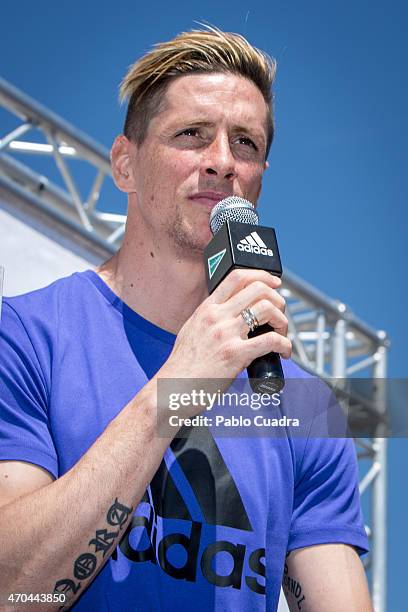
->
{"left": 200, "top": 133, "right": 237, "bottom": 181}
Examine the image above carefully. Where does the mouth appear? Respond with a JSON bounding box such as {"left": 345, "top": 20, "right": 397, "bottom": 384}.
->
{"left": 188, "top": 191, "right": 230, "bottom": 210}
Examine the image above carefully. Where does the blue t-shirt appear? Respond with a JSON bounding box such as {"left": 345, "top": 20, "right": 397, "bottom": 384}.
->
{"left": 0, "top": 270, "right": 368, "bottom": 611}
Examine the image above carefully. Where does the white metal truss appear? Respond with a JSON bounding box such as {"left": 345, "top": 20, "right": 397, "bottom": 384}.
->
{"left": 0, "top": 77, "right": 125, "bottom": 250}
{"left": 0, "top": 77, "right": 389, "bottom": 611}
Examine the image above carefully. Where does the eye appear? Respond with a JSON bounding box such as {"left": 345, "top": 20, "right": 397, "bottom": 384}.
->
{"left": 177, "top": 128, "right": 200, "bottom": 137}
{"left": 235, "top": 136, "right": 258, "bottom": 150}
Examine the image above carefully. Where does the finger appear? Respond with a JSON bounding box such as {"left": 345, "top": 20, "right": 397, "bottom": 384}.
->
{"left": 226, "top": 281, "right": 286, "bottom": 317}
{"left": 237, "top": 300, "right": 288, "bottom": 338}
{"left": 243, "top": 331, "right": 292, "bottom": 362}
{"left": 208, "top": 268, "right": 281, "bottom": 305}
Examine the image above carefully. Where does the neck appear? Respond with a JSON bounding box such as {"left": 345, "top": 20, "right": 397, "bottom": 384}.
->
{"left": 95, "top": 221, "right": 209, "bottom": 334}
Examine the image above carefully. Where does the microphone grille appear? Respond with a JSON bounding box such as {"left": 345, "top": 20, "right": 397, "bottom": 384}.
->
{"left": 210, "top": 196, "right": 259, "bottom": 235}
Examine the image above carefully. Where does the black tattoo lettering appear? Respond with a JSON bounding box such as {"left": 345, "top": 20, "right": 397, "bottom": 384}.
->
{"left": 54, "top": 577, "right": 81, "bottom": 610}
{"left": 53, "top": 498, "right": 133, "bottom": 606}
{"left": 54, "top": 578, "right": 81, "bottom": 596}
{"left": 73, "top": 552, "right": 98, "bottom": 580}
{"left": 282, "top": 558, "right": 306, "bottom": 611}
{"left": 107, "top": 497, "right": 133, "bottom": 529}
{"left": 89, "top": 528, "right": 119, "bottom": 556}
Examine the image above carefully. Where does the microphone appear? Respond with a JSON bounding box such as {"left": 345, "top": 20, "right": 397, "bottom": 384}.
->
{"left": 204, "top": 196, "right": 285, "bottom": 394}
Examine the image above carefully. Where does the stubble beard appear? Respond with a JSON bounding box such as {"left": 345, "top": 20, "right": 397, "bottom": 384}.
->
{"left": 166, "top": 207, "right": 210, "bottom": 258}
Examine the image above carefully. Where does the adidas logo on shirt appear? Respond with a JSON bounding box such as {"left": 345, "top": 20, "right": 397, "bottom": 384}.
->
{"left": 112, "top": 428, "right": 266, "bottom": 595}
{"left": 237, "top": 232, "right": 273, "bottom": 257}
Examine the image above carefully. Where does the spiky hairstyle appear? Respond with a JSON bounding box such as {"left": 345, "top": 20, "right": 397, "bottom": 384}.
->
{"left": 120, "top": 26, "right": 277, "bottom": 158}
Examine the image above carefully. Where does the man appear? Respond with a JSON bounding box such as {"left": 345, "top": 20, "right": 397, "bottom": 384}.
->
{"left": 0, "top": 27, "right": 372, "bottom": 611}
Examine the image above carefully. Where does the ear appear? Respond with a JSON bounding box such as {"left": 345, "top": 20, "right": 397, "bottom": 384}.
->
{"left": 264, "top": 160, "right": 269, "bottom": 171}
{"left": 110, "top": 135, "right": 137, "bottom": 193}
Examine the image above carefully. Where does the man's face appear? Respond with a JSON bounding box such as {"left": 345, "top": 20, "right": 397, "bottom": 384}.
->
{"left": 128, "top": 72, "right": 269, "bottom": 256}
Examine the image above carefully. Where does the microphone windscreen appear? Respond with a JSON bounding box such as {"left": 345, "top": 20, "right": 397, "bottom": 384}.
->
{"left": 209, "top": 196, "right": 259, "bottom": 235}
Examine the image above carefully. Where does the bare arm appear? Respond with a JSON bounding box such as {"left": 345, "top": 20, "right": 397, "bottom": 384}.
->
{"left": 282, "top": 544, "right": 373, "bottom": 612}
{"left": 0, "top": 269, "right": 290, "bottom": 610}
{"left": 0, "top": 380, "right": 172, "bottom": 610}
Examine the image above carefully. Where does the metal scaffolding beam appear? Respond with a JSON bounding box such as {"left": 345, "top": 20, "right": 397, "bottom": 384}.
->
{"left": 0, "top": 77, "right": 125, "bottom": 246}
{"left": 0, "top": 77, "right": 389, "bottom": 611}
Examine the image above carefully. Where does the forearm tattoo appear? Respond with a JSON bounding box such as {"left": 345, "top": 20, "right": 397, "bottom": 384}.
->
{"left": 53, "top": 497, "right": 133, "bottom": 609}
{"left": 282, "top": 552, "right": 306, "bottom": 610}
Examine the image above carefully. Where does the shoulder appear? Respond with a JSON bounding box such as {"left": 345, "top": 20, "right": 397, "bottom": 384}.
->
{"left": 2, "top": 270, "right": 92, "bottom": 318}
{"left": 280, "top": 359, "right": 334, "bottom": 434}
{"left": 1, "top": 270, "right": 97, "bottom": 335}
{"left": 0, "top": 271, "right": 97, "bottom": 372}
{"left": 279, "top": 360, "right": 352, "bottom": 479}
{"left": 282, "top": 359, "right": 315, "bottom": 379}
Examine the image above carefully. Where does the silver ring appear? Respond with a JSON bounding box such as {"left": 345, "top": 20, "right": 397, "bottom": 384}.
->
{"left": 240, "top": 307, "right": 260, "bottom": 332}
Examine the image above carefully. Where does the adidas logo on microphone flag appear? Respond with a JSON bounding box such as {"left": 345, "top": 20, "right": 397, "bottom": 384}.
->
{"left": 237, "top": 232, "right": 274, "bottom": 257}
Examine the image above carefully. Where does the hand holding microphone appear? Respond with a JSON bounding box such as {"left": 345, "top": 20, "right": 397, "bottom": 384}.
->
{"left": 204, "top": 196, "right": 287, "bottom": 394}
{"left": 161, "top": 196, "right": 290, "bottom": 418}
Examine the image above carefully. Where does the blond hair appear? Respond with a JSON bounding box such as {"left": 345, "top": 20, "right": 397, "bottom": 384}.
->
{"left": 120, "top": 26, "right": 277, "bottom": 158}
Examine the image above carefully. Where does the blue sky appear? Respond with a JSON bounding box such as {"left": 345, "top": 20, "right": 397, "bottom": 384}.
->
{"left": 1, "top": 0, "right": 406, "bottom": 608}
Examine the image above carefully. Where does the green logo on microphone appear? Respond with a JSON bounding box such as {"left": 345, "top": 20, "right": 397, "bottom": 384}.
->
{"left": 208, "top": 249, "right": 226, "bottom": 279}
